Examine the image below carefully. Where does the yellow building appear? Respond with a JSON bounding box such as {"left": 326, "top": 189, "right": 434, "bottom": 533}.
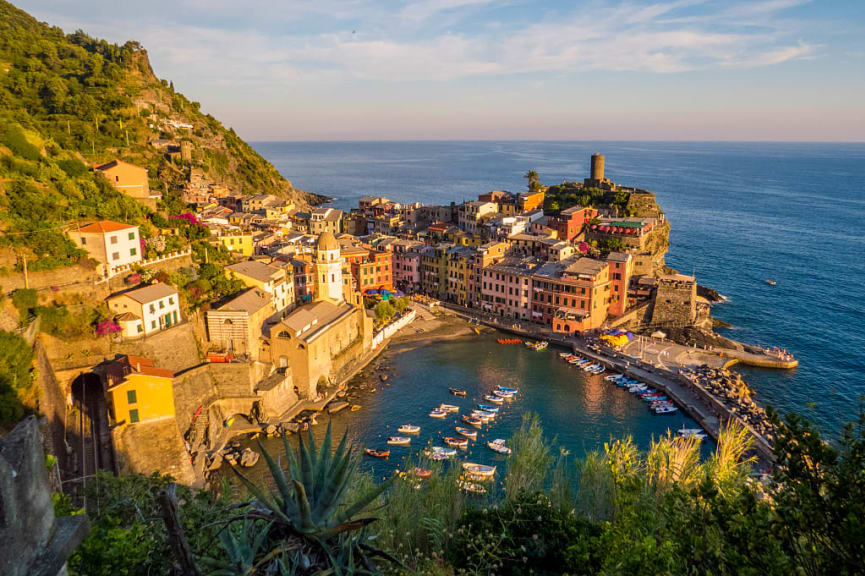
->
{"left": 104, "top": 355, "right": 175, "bottom": 425}
{"left": 95, "top": 159, "right": 161, "bottom": 207}
{"left": 216, "top": 232, "right": 254, "bottom": 257}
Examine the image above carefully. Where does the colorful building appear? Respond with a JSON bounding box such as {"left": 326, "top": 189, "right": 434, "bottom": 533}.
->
{"left": 104, "top": 355, "right": 175, "bottom": 425}
{"left": 226, "top": 260, "right": 295, "bottom": 313}
{"left": 95, "top": 160, "right": 159, "bottom": 205}
{"left": 606, "top": 252, "right": 634, "bottom": 317}
{"left": 215, "top": 231, "right": 254, "bottom": 257}
{"left": 531, "top": 257, "right": 611, "bottom": 333}
{"left": 446, "top": 246, "right": 474, "bottom": 306}
{"left": 479, "top": 257, "right": 540, "bottom": 320}
{"left": 107, "top": 283, "right": 181, "bottom": 338}
{"left": 547, "top": 205, "right": 597, "bottom": 243}
{"left": 67, "top": 220, "right": 142, "bottom": 273}
{"left": 517, "top": 189, "right": 545, "bottom": 213}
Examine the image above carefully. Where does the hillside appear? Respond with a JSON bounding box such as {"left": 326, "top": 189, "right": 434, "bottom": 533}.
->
{"left": 0, "top": 0, "right": 321, "bottom": 271}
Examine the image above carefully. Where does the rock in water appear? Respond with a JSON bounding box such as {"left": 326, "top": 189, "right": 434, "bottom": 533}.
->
{"left": 240, "top": 448, "right": 260, "bottom": 467}
{"left": 207, "top": 452, "right": 223, "bottom": 471}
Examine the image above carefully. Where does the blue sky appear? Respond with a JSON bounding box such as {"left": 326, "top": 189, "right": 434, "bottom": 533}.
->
{"left": 18, "top": 0, "right": 865, "bottom": 141}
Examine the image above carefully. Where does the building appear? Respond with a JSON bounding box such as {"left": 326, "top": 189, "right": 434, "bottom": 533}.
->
{"left": 446, "top": 246, "right": 474, "bottom": 306}
{"left": 478, "top": 190, "right": 516, "bottom": 216}
{"left": 67, "top": 220, "right": 142, "bottom": 272}
{"left": 309, "top": 208, "right": 343, "bottom": 235}
{"left": 389, "top": 239, "right": 424, "bottom": 292}
{"left": 420, "top": 244, "right": 449, "bottom": 300}
{"left": 479, "top": 257, "right": 540, "bottom": 320}
{"left": 531, "top": 257, "right": 611, "bottom": 333}
{"left": 517, "top": 189, "right": 545, "bottom": 213}
{"left": 651, "top": 274, "right": 697, "bottom": 327}
{"left": 457, "top": 201, "right": 497, "bottom": 234}
{"left": 104, "top": 355, "right": 175, "bottom": 425}
{"left": 241, "top": 194, "right": 280, "bottom": 213}
{"left": 107, "top": 283, "right": 181, "bottom": 338}
{"left": 585, "top": 218, "right": 657, "bottom": 252}
{"left": 95, "top": 160, "right": 159, "bottom": 205}
{"left": 606, "top": 252, "right": 634, "bottom": 316}
{"left": 345, "top": 249, "right": 393, "bottom": 293}
{"left": 226, "top": 260, "right": 294, "bottom": 313}
{"left": 548, "top": 205, "right": 597, "bottom": 243}
{"left": 214, "top": 231, "right": 254, "bottom": 257}
{"left": 205, "top": 288, "right": 274, "bottom": 358}
{"left": 312, "top": 232, "right": 344, "bottom": 302}
{"left": 467, "top": 241, "right": 508, "bottom": 307}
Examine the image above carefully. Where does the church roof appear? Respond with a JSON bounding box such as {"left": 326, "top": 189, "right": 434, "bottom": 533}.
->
{"left": 316, "top": 231, "right": 340, "bottom": 252}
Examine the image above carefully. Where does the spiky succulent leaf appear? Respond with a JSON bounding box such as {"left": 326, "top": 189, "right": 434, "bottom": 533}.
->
{"left": 231, "top": 465, "right": 291, "bottom": 524}
{"left": 293, "top": 479, "right": 316, "bottom": 532}
{"left": 258, "top": 438, "right": 291, "bottom": 511}
{"left": 298, "top": 432, "right": 315, "bottom": 500}
{"left": 337, "top": 475, "right": 395, "bottom": 523}
{"left": 313, "top": 423, "right": 335, "bottom": 503}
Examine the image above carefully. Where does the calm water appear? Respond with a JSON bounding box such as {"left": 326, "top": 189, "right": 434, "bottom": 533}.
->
{"left": 254, "top": 141, "right": 865, "bottom": 437}
{"left": 241, "top": 335, "right": 704, "bottom": 483}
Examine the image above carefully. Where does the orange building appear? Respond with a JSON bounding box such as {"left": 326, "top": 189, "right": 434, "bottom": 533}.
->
{"left": 345, "top": 248, "right": 393, "bottom": 293}
{"left": 606, "top": 252, "right": 634, "bottom": 317}
{"left": 95, "top": 160, "right": 159, "bottom": 205}
{"left": 517, "top": 189, "right": 545, "bottom": 213}
{"left": 532, "top": 257, "right": 611, "bottom": 334}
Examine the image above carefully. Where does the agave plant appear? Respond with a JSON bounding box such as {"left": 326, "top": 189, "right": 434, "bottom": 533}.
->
{"left": 230, "top": 422, "right": 397, "bottom": 574}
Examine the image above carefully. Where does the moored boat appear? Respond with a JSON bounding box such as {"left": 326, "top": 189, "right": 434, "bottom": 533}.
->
{"left": 425, "top": 446, "right": 457, "bottom": 460}
{"left": 477, "top": 404, "right": 500, "bottom": 413}
{"left": 429, "top": 408, "right": 447, "bottom": 419}
{"left": 455, "top": 427, "right": 477, "bottom": 439}
{"left": 462, "top": 415, "right": 484, "bottom": 428}
{"left": 492, "top": 389, "right": 514, "bottom": 399}
{"left": 497, "top": 386, "right": 519, "bottom": 394}
{"left": 458, "top": 480, "right": 487, "bottom": 494}
{"left": 350, "top": 405, "right": 362, "bottom": 411}
{"left": 364, "top": 448, "right": 390, "bottom": 458}
{"left": 487, "top": 439, "right": 511, "bottom": 455}
{"left": 449, "top": 387, "right": 467, "bottom": 397}
{"left": 484, "top": 394, "right": 504, "bottom": 404}
{"left": 444, "top": 436, "right": 469, "bottom": 448}
{"left": 462, "top": 462, "right": 496, "bottom": 477}
{"left": 439, "top": 404, "right": 460, "bottom": 413}
{"left": 398, "top": 424, "right": 421, "bottom": 434}
{"left": 411, "top": 468, "right": 432, "bottom": 478}
{"left": 387, "top": 436, "right": 411, "bottom": 445}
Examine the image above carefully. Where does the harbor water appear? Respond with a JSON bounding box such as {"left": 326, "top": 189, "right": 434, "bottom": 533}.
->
{"left": 254, "top": 141, "right": 865, "bottom": 436}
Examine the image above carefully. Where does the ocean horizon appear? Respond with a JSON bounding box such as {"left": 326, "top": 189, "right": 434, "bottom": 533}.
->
{"left": 253, "top": 140, "right": 865, "bottom": 436}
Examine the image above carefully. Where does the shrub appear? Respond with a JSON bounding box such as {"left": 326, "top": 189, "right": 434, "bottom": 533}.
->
{"left": 11, "top": 288, "right": 38, "bottom": 320}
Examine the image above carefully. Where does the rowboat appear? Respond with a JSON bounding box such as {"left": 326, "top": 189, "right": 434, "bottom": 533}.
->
{"left": 533, "top": 341, "right": 549, "bottom": 351}
{"left": 462, "top": 415, "right": 484, "bottom": 428}
{"left": 462, "top": 462, "right": 496, "bottom": 477}
{"left": 429, "top": 409, "right": 447, "bottom": 419}
{"left": 484, "top": 394, "right": 504, "bottom": 404}
{"left": 487, "top": 439, "right": 511, "bottom": 455}
{"left": 364, "top": 449, "right": 390, "bottom": 458}
{"left": 477, "top": 404, "right": 500, "bottom": 413}
{"left": 425, "top": 446, "right": 457, "bottom": 460}
{"left": 398, "top": 424, "right": 420, "bottom": 434}
{"left": 444, "top": 436, "right": 469, "bottom": 448}
{"left": 449, "top": 388, "right": 467, "bottom": 397}
{"left": 455, "top": 427, "right": 477, "bottom": 439}
{"left": 492, "top": 390, "right": 514, "bottom": 399}
{"left": 387, "top": 436, "right": 411, "bottom": 445}
{"left": 439, "top": 404, "right": 460, "bottom": 413}
{"left": 471, "top": 410, "right": 495, "bottom": 422}
{"left": 497, "top": 386, "right": 519, "bottom": 394}
{"left": 653, "top": 405, "right": 678, "bottom": 414}
{"left": 411, "top": 468, "right": 432, "bottom": 478}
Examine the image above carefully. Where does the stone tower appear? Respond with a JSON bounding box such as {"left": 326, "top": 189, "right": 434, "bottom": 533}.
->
{"left": 590, "top": 153, "right": 605, "bottom": 182}
{"left": 314, "top": 232, "right": 343, "bottom": 303}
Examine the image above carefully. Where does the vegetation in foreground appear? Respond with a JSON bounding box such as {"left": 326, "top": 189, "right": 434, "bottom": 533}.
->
{"left": 55, "top": 409, "right": 865, "bottom": 575}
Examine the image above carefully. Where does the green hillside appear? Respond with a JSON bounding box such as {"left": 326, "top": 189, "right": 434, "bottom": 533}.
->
{"left": 0, "top": 0, "right": 319, "bottom": 271}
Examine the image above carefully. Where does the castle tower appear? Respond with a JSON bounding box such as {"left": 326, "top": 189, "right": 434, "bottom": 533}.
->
{"left": 590, "top": 153, "right": 605, "bottom": 182}
{"left": 314, "top": 232, "right": 343, "bottom": 303}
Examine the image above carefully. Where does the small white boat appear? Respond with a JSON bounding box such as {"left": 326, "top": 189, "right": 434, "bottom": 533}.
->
{"left": 471, "top": 411, "right": 494, "bottom": 423}
{"left": 487, "top": 439, "right": 511, "bottom": 455}
{"left": 492, "top": 390, "right": 514, "bottom": 399}
{"left": 653, "top": 405, "right": 678, "bottom": 414}
{"left": 398, "top": 424, "right": 421, "bottom": 434}
{"left": 429, "top": 409, "right": 447, "bottom": 419}
{"left": 477, "top": 404, "right": 499, "bottom": 413}
{"left": 439, "top": 404, "right": 459, "bottom": 413}
{"left": 497, "top": 386, "right": 519, "bottom": 394}
{"left": 676, "top": 427, "right": 704, "bottom": 437}
{"left": 484, "top": 394, "right": 504, "bottom": 404}
{"left": 462, "top": 462, "right": 496, "bottom": 477}
{"left": 387, "top": 436, "right": 411, "bottom": 445}
{"left": 458, "top": 480, "right": 487, "bottom": 494}
{"left": 455, "top": 427, "right": 477, "bottom": 439}
{"left": 425, "top": 446, "right": 457, "bottom": 460}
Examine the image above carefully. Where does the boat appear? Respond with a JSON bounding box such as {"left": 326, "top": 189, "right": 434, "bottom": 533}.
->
{"left": 439, "top": 404, "right": 460, "bottom": 413}
{"left": 487, "top": 439, "right": 511, "bottom": 455}
{"left": 444, "top": 436, "right": 469, "bottom": 448}
{"left": 559, "top": 352, "right": 572, "bottom": 359}
{"left": 533, "top": 341, "right": 549, "bottom": 351}
{"left": 472, "top": 410, "right": 496, "bottom": 420}
{"left": 462, "top": 462, "right": 496, "bottom": 477}
{"left": 398, "top": 424, "right": 421, "bottom": 434}
{"left": 387, "top": 436, "right": 411, "bottom": 445}
{"left": 458, "top": 480, "right": 487, "bottom": 494}
{"left": 766, "top": 280, "right": 776, "bottom": 286}
{"left": 449, "top": 387, "right": 467, "bottom": 397}
{"left": 364, "top": 449, "right": 390, "bottom": 458}
{"left": 492, "top": 389, "right": 514, "bottom": 399}
{"left": 455, "top": 427, "right": 478, "bottom": 439}
{"left": 497, "top": 338, "right": 522, "bottom": 345}
{"left": 676, "top": 427, "right": 704, "bottom": 437}
{"left": 484, "top": 394, "right": 504, "bottom": 404}
{"left": 411, "top": 468, "right": 432, "bottom": 478}
{"left": 350, "top": 405, "right": 362, "bottom": 412}
{"left": 590, "top": 366, "right": 606, "bottom": 375}
{"left": 524, "top": 340, "right": 537, "bottom": 348}
{"left": 497, "top": 386, "right": 519, "bottom": 394}
{"left": 462, "top": 415, "right": 484, "bottom": 428}
{"left": 653, "top": 405, "right": 679, "bottom": 414}
{"left": 605, "top": 374, "right": 624, "bottom": 381}
{"left": 429, "top": 408, "right": 447, "bottom": 419}
{"left": 477, "top": 404, "right": 500, "bottom": 413}
{"left": 425, "top": 446, "right": 457, "bottom": 460}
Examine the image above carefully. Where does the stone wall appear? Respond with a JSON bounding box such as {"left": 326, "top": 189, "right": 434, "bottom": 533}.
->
{"left": 112, "top": 418, "right": 199, "bottom": 486}
{"left": 651, "top": 278, "right": 697, "bottom": 328}
{"left": 0, "top": 264, "right": 108, "bottom": 302}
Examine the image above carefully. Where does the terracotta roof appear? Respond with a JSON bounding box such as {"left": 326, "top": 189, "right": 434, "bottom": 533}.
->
{"left": 76, "top": 220, "right": 137, "bottom": 234}
{"left": 109, "top": 283, "right": 177, "bottom": 304}
{"left": 105, "top": 355, "right": 173, "bottom": 387}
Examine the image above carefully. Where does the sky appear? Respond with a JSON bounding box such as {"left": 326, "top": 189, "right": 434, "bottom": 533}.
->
{"left": 17, "top": 0, "right": 865, "bottom": 142}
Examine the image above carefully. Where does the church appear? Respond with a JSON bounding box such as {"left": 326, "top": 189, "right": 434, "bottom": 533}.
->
{"left": 264, "top": 232, "right": 373, "bottom": 399}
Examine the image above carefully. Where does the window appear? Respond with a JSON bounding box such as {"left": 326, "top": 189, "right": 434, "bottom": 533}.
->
{"left": 130, "top": 248, "right": 137, "bottom": 257}
{"left": 110, "top": 235, "right": 118, "bottom": 244}
{"left": 128, "top": 232, "right": 135, "bottom": 240}
{"left": 151, "top": 320, "right": 157, "bottom": 329}
{"left": 129, "top": 409, "right": 140, "bottom": 423}
{"left": 159, "top": 300, "right": 165, "bottom": 309}
{"left": 81, "top": 237, "right": 87, "bottom": 245}
{"left": 168, "top": 297, "right": 174, "bottom": 305}
{"left": 112, "top": 252, "right": 120, "bottom": 260}
{"left": 149, "top": 304, "right": 156, "bottom": 313}
{"left": 127, "top": 390, "right": 137, "bottom": 404}
{"left": 137, "top": 324, "right": 143, "bottom": 333}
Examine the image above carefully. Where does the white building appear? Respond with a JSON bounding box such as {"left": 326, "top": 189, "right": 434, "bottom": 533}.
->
{"left": 107, "top": 283, "right": 182, "bottom": 338}
{"left": 67, "top": 221, "right": 142, "bottom": 272}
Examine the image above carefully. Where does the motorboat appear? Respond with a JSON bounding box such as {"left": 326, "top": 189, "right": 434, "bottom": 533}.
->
{"left": 444, "top": 436, "right": 469, "bottom": 449}
{"left": 487, "top": 439, "right": 511, "bottom": 455}
{"left": 439, "top": 404, "right": 460, "bottom": 413}
{"left": 462, "top": 462, "right": 496, "bottom": 477}
{"left": 472, "top": 410, "right": 496, "bottom": 421}
{"left": 462, "top": 415, "right": 484, "bottom": 428}
{"left": 492, "top": 390, "right": 514, "bottom": 399}
{"left": 425, "top": 446, "right": 457, "bottom": 459}
{"left": 387, "top": 436, "right": 411, "bottom": 445}
{"left": 429, "top": 408, "right": 447, "bottom": 419}
{"left": 477, "top": 404, "right": 500, "bottom": 413}
{"left": 484, "top": 394, "right": 504, "bottom": 404}
{"left": 398, "top": 424, "right": 421, "bottom": 434}
{"left": 497, "top": 386, "right": 519, "bottom": 394}
{"left": 449, "top": 388, "right": 467, "bottom": 397}
{"left": 455, "top": 427, "right": 478, "bottom": 439}
{"left": 364, "top": 448, "right": 390, "bottom": 458}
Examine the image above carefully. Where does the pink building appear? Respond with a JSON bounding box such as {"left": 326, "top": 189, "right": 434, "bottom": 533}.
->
{"left": 479, "top": 257, "right": 540, "bottom": 320}
{"left": 389, "top": 239, "right": 423, "bottom": 292}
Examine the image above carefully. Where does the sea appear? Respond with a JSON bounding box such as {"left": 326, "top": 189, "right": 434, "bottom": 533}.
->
{"left": 242, "top": 141, "right": 864, "bottom": 479}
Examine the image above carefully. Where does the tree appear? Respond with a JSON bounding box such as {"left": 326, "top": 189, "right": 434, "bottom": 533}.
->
{"left": 374, "top": 300, "right": 395, "bottom": 322}
{"left": 524, "top": 169, "right": 540, "bottom": 193}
